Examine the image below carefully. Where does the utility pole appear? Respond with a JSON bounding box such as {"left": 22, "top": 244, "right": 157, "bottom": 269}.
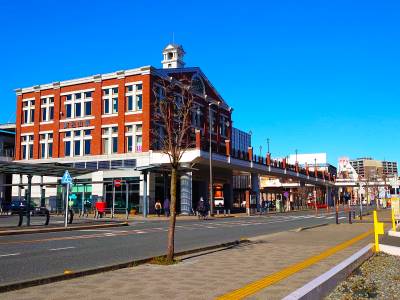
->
{"left": 267, "top": 138, "right": 270, "bottom": 154}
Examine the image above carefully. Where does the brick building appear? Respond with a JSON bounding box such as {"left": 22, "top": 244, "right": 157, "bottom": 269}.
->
{"left": 13, "top": 44, "right": 238, "bottom": 214}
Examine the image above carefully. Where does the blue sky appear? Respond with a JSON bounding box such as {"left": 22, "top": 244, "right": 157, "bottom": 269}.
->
{"left": 1, "top": 0, "right": 399, "bottom": 165}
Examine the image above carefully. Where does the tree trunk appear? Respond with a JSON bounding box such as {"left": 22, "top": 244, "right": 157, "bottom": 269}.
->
{"left": 166, "top": 167, "right": 178, "bottom": 261}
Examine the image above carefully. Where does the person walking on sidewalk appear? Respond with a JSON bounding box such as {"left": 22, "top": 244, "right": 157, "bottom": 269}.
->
{"left": 155, "top": 200, "right": 162, "bottom": 217}
{"left": 163, "top": 198, "right": 170, "bottom": 217}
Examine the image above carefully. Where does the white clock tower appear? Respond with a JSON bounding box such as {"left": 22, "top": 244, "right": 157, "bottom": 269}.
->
{"left": 161, "top": 44, "right": 185, "bottom": 69}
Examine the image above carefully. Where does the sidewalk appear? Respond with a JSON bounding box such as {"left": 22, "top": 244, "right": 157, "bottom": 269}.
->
{"left": 1, "top": 222, "right": 373, "bottom": 300}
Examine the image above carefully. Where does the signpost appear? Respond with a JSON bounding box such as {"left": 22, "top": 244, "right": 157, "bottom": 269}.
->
{"left": 61, "top": 170, "right": 73, "bottom": 228}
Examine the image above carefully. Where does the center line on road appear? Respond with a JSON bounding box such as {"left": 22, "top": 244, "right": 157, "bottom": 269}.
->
{"left": 0, "top": 253, "right": 21, "bottom": 257}
{"left": 49, "top": 246, "right": 76, "bottom": 251}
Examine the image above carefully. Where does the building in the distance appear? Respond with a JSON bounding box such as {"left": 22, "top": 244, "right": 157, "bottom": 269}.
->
{"left": 350, "top": 157, "right": 397, "bottom": 179}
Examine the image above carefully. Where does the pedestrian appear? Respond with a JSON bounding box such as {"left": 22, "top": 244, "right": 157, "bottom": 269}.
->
{"left": 197, "top": 197, "right": 206, "bottom": 219}
{"left": 163, "top": 198, "right": 170, "bottom": 217}
{"left": 155, "top": 200, "right": 162, "bottom": 217}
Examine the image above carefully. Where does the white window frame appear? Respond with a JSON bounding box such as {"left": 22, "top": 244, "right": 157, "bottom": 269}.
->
{"left": 102, "top": 86, "right": 119, "bottom": 115}
{"left": 63, "top": 129, "right": 92, "bottom": 157}
{"left": 125, "top": 81, "right": 143, "bottom": 113}
{"left": 102, "top": 125, "right": 119, "bottom": 154}
{"left": 21, "top": 134, "right": 34, "bottom": 160}
{"left": 64, "top": 91, "right": 93, "bottom": 119}
{"left": 22, "top": 98, "right": 35, "bottom": 124}
{"left": 125, "top": 123, "right": 143, "bottom": 153}
{"left": 39, "top": 132, "right": 53, "bottom": 159}
{"left": 41, "top": 96, "right": 54, "bottom": 123}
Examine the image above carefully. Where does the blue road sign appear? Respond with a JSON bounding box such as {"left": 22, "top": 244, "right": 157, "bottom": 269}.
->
{"left": 69, "top": 193, "right": 77, "bottom": 200}
{"left": 61, "top": 170, "right": 73, "bottom": 185}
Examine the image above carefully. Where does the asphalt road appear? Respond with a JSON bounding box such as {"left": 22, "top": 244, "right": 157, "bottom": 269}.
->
{"left": 0, "top": 210, "right": 353, "bottom": 287}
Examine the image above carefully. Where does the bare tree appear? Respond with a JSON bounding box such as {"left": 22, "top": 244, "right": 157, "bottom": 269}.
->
{"left": 152, "top": 75, "right": 196, "bottom": 261}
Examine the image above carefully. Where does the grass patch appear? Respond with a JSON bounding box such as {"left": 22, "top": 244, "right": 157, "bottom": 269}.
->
{"left": 149, "top": 255, "right": 181, "bottom": 265}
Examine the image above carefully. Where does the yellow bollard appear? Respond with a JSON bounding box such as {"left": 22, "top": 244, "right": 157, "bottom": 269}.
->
{"left": 373, "top": 210, "right": 384, "bottom": 252}
{"left": 392, "top": 208, "right": 396, "bottom": 232}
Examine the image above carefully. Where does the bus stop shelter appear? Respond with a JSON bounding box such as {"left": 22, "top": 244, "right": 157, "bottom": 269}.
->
{"left": 0, "top": 161, "right": 92, "bottom": 226}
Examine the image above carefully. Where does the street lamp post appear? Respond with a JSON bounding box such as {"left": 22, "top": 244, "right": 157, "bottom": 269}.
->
{"left": 267, "top": 138, "right": 270, "bottom": 154}
{"left": 209, "top": 101, "right": 220, "bottom": 216}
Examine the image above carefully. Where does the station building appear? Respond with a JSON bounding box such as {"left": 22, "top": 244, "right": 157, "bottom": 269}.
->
{"left": 12, "top": 44, "right": 252, "bottom": 214}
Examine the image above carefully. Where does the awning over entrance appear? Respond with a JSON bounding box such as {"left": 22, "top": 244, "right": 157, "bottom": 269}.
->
{"left": 0, "top": 161, "right": 93, "bottom": 177}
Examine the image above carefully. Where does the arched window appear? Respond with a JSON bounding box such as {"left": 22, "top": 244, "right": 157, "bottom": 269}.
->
{"left": 191, "top": 75, "right": 205, "bottom": 96}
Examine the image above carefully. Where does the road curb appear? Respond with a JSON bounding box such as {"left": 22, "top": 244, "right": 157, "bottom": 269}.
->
{"left": 282, "top": 243, "right": 374, "bottom": 300}
{"left": 0, "top": 239, "right": 249, "bottom": 293}
{"left": 292, "top": 222, "right": 329, "bottom": 232}
{"left": 0, "top": 222, "right": 128, "bottom": 236}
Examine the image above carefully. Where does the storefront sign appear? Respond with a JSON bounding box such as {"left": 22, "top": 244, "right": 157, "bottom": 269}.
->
{"left": 63, "top": 119, "right": 90, "bottom": 129}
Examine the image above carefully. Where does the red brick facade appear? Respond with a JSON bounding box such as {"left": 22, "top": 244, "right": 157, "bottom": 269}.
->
{"left": 15, "top": 67, "right": 232, "bottom": 162}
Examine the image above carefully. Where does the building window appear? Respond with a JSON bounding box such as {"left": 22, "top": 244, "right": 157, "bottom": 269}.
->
{"left": 41, "top": 97, "right": 54, "bottom": 122}
{"left": 22, "top": 99, "right": 35, "bottom": 124}
{"left": 102, "top": 126, "right": 118, "bottom": 154}
{"left": 64, "top": 91, "right": 93, "bottom": 119}
{"left": 192, "top": 105, "right": 202, "bottom": 128}
{"left": 63, "top": 129, "right": 92, "bottom": 157}
{"left": 125, "top": 124, "right": 142, "bottom": 153}
{"left": 125, "top": 83, "right": 143, "bottom": 112}
{"left": 21, "top": 134, "right": 34, "bottom": 160}
{"left": 40, "top": 133, "right": 53, "bottom": 159}
{"left": 103, "top": 87, "right": 118, "bottom": 115}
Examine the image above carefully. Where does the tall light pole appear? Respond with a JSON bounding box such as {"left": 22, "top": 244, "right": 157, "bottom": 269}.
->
{"left": 295, "top": 149, "right": 298, "bottom": 163}
{"left": 267, "top": 138, "right": 270, "bottom": 154}
{"left": 209, "top": 101, "right": 220, "bottom": 215}
{"left": 314, "top": 157, "right": 317, "bottom": 215}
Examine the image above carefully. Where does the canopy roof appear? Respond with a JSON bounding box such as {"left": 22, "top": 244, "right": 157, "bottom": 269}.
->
{"left": 0, "top": 161, "right": 93, "bottom": 177}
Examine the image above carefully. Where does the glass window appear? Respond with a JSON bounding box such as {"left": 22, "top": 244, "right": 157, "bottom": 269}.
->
{"left": 126, "top": 136, "right": 133, "bottom": 152}
{"left": 42, "top": 108, "right": 47, "bottom": 121}
{"left": 75, "top": 130, "right": 81, "bottom": 137}
{"left": 49, "top": 107, "right": 54, "bottom": 120}
{"left": 65, "top": 131, "right": 71, "bottom": 137}
{"left": 126, "top": 86, "right": 133, "bottom": 93}
{"left": 48, "top": 143, "right": 53, "bottom": 158}
{"left": 85, "top": 91, "right": 92, "bottom": 98}
{"left": 112, "top": 137, "right": 118, "bottom": 153}
{"left": 112, "top": 126, "right": 118, "bottom": 133}
{"left": 102, "top": 128, "right": 109, "bottom": 135}
{"left": 127, "top": 96, "right": 133, "bottom": 111}
{"left": 136, "top": 135, "right": 142, "bottom": 152}
{"left": 84, "top": 140, "right": 91, "bottom": 155}
{"left": 84, "top": 129, "right": 91, "bottom": 136}
{"left": 104, "top": 99, "right": 109, "bottom": 114}
{"left": 112, "top": 87, "right": 118, "bottom": 94}
{"left": 22, "top": 145, "right": 27, "bottom": 160}
{"left": 30, "top": 110, "right": 35, "bottom": 123}
{"left": 66, "top": 95, "right": 72, "bottom": 101}
{"left": 66, "top": 104, "right": 72, "bottom": 118}
{"left": 112, "top": 98, "right": 118, "bottom": 113}
{"left": 65, "top": 141, "right": 71, "bottom": 156}
{"left": 85, "top": 101, "right": 91, "bottom": 116}
{"left": 102, "top": 138, "right": 109, "bottom": 154}
{"left": 75, "top": 93, "right": 81, "bottom": 99}
{"left": 29, "top": 145, "right": 34, "bottom": 159}
{"left": 126, "top": 125, "right": 133, "bottom": 133}
{"left": 41, "top": 143, "right": 46, "bottom": 158}
{"left": 74, "top": 140, "right": 81, "bottom": 156}
{"left": 136, "top": 95, "right": 142, "bottom": 110}
{"left": 75, "top": 102, "right": 82, "bottom": 117}
{"left": 137, "top": 83, "right": 142, "bottom": 91}
{"left": 136, "top": 124, "right": 142, "bottom": 132}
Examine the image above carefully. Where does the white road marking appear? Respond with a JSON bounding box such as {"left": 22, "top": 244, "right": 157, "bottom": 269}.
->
{"left": 338, "top": 217, "right": 347, "bottom": 220}
{"left": 326, "top": 216, "right": 335, "bottom": 219}
{"left": 133, "top": 230, "right": 146, "bottom": 234}
{"left": 49, "top": 246, "right": 76, "bottom": 251}
{"left": 0, "top": 253, "right": 21, "bottom": 258}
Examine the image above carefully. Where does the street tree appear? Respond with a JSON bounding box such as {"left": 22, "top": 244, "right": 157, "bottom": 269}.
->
{"left": 152, "top": 75, "right": 196, "bottom": 261}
